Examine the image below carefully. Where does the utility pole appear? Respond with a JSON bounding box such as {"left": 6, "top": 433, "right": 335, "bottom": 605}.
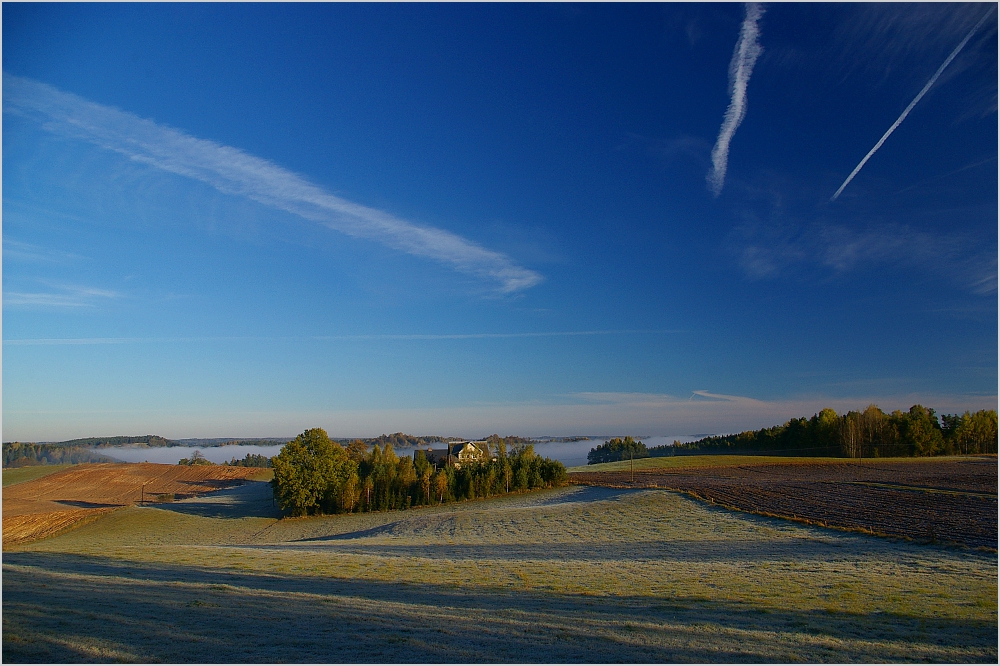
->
{"left": 630, "top": 450, "right": 634, "bottom": 484}
{"left": 140, "top": 483, "right": 145, "bottom": 506}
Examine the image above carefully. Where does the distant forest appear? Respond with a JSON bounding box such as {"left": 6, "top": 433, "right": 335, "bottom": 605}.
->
{"left": 588, "top": 405, "right": 998, "bottom": 463}
{"left": 587, "top": 406, "right": 997, "bottom": 463}
{"left": 3, "top": 442, "right": 116, "bottom": 467}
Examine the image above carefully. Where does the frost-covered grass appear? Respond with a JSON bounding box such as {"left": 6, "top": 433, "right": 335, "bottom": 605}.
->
{"left": 4, "top": 482, "right": 996, "bottom": 662}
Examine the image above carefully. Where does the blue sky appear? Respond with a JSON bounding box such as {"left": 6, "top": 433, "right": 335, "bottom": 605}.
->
{"left": 3, "top": 3, "right": 997, "bottom": 441}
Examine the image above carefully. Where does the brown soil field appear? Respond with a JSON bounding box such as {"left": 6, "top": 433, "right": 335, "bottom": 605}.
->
{"left": 570, "top": 456, "right": 998, "bottom": 549}
{"left": 3, "top": 463, "right": 263, "bottom": 547}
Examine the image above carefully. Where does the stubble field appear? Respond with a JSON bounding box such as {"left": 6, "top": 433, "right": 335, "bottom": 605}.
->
{"left": 3, "top": 457, "right": 997, "bottom": 663}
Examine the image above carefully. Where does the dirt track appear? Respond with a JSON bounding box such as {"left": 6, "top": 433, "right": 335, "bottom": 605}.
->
{"left": 570, "top": 456, "right": 998, "bottom": 549}
{"left": 3, "top": 463, "right": 263, "bottom": 546}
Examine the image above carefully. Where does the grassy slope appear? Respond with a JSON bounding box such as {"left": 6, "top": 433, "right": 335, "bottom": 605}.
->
{"left": 3, "top": 482, "right": 996, "bottom": 663}
{"left": 2, "top": 465, "right": 72, "bottom": 487}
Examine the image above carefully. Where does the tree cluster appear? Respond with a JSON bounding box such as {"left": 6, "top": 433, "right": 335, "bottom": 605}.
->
{"left": 587, "top": 436, "right": 650, "bottom": 464}
{"left": 271, "top": 428, "right": 566, "bottom": 517}
{"left": 226, "top": 452, "right": 273, "bottom": 468}
{"left": 178, "top": 450, "right": 214, "bottom": 465}
{"left": 667, "top": 405, "right": 998, "bottom": 458}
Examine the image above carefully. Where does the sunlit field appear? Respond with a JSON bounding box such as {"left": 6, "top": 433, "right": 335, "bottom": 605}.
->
{"left": 3, "top": 478, "right": 996, "bottom": 663}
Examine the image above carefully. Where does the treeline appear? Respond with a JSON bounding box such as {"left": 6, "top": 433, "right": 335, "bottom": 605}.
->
{"left": 3, "top": 442, "right": 115, "bottom": 467}
{"left": 271, "top": 428, "right": 566, "bottom": 517}
{"left": 588, "top": 437, "right": 650, "bottom": 464}
{"left": 25, "top": 435, "right": 174, "bottom": 448}
{"left": 669, "top": 405, "right": 998, "bottom": 458}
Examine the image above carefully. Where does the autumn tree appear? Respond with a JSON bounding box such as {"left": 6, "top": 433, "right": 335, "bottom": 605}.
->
{"left": 271, "top": 428, "right": 357, "bottom": 516}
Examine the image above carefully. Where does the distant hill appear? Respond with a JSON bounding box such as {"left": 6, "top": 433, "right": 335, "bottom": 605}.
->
{"left": 1, "top": 435, "right": 298, "bottom": 468}
{"left": 47, "top": 435, "right": 177, "bottom": 448}
{"left": 344, "top": 433, "right": 537, "bottom": 449}
{"left": 3, "top": 436, "right": 297, "bottom": 449}
{"left": 171, "top": 438, "right": 292, "bottom": 448}
{"left": 347, "top": 433, "right": 452, "bottom": 449}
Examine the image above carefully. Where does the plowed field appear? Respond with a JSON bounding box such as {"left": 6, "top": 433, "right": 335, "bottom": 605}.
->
{"left": 570, "top": 456, "right": 997, "bottom": 549}
{"left": 3, "top": 463, "right": 263, "bottom": 547}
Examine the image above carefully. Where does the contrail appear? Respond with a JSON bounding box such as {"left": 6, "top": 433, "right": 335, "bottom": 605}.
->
{"left": 707, "top": 3, "right": 765, "bottom": 197}
{"left": 3, "top": 74, "right": 543, "bottom": 294}
{"left": 831, "top": 8, "right": 994, "bottom": 201}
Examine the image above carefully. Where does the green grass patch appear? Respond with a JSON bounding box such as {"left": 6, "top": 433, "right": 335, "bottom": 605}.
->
{"left": 245, "top": 468, "right": 274, "bottom": 482}
{"left": 2, "top": 464, "right": 71, "bottom": 487}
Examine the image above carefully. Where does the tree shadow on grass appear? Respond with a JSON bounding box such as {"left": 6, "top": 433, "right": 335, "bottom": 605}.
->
{"left": 3, "top": 551, "right": 997, "bottom": 664}
{"left": 273, "top": 538, "right": 874, "bottom": 562}
{"left": 152, "top": 481, "right": 282, "bottom": 520}
{"left": 503, "top": 485, "right": 647, "bottom": 508}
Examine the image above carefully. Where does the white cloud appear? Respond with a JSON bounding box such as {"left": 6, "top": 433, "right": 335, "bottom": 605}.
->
{"left": 2, "top": 239, "right": 85, "bottom": 264}
{"left": 3, "top": 284, "right": 122, "bottom": 308}
{"left": 3, "top": 74, "right": 543, "bottom": 294}
{"left": 732, "top": 221, "right": 997, "bottom": 294}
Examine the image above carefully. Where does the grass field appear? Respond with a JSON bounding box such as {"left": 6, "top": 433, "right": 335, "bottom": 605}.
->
{"left": 3, "top": 476, "right": 996, "bottom": 663}
{"left": 3, "top": 465, "right": 72, "bottom": 487}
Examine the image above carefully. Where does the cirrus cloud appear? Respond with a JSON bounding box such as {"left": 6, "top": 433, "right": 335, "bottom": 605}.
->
{"left": 3, "top": 73, "right": 543, "bottom": 295}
